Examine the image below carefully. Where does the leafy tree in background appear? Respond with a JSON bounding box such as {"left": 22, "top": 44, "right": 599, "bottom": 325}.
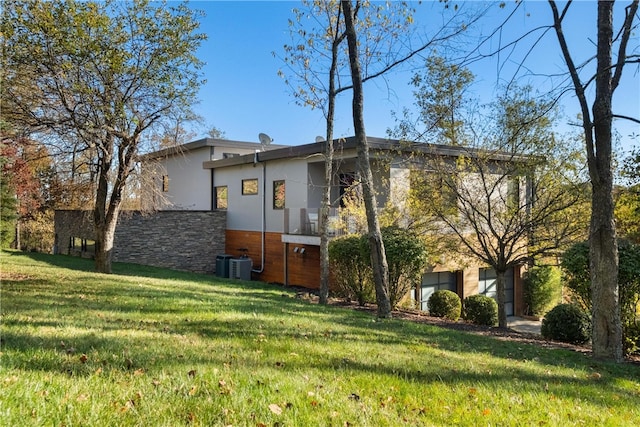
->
{"left": 1, "top": 0, "right": 206, "bottom": 273}
{"left": 0, "top": 132, "right": 49, "bottom": 249}
{"left": 0, "top": 145, "right": 18, "bottom": 248}
{"left": 461, "top": 0, "right": 637, "bottom": 361}
{"left": 616, "top": 149, "right": 640, "bottom": 244}
{"left": 410, "top": 55, "right": 474, "bottom": 146}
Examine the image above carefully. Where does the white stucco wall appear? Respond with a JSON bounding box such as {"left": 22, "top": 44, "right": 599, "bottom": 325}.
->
{"left": 213, "top": 157, "right": 310, "bottom": 232}
{"left": 160, "top": 147, "right": 212, "bottom": 210}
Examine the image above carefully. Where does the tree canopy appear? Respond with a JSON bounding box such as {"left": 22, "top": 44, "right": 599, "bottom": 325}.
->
{"left": 1, "top": 0, "right": 206, "bottom": 272}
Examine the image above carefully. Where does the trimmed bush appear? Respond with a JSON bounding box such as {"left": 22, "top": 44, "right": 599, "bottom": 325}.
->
{"left": 427, "top": 290, "right": 461, "bottom": 321}
{"left": 541, "top": 304, "right": 591, "bottom": 345}
{"left": 463, "top": 294, "right": 498, "bottom": 326}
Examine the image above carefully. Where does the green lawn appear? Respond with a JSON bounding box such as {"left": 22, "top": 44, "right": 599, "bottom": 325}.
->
{"left": 1, "top": 250, "right": 639, "bottom": 426}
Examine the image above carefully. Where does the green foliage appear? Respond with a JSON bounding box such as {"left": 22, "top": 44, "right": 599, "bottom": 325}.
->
{"left": 560, "top": 242, "right": 591, "bottom": 310}
{"left": 379, "top": 226, "right": 429, "bottom": 309}
{"left": 615, "top": 184, "right": 640, "bottom": 244}
{"left": 523, "top": 265, "right": 562, "bottom": 317}
{"left": 328, "top": 235, "right": 374, "bottom": 305}
{"left": 541, "top": 304, "right": 591, "bottom": 345}
{"left": 561, "top": 240, "right": 640, "bottom": 354}
{"left": 1, "top": 146, "right": 17, "bottom": 248}
{"left": 410, "top": 54, "right": 474, "bottom": 145}
{"left": 427, "top": 290, "right": 461, "bottom": 321}
{"left": 619, "top": 241, "right": 640, "bottom": 354}
{"left": 463, "top": 294, "right": 498, "bottom": 326}
{"left": 3, "top": 0, "right": 206, "bottom": 272}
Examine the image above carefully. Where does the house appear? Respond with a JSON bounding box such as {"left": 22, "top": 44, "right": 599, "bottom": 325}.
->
{"left": 141, "top": 136, "right": 529, "bottom": 317}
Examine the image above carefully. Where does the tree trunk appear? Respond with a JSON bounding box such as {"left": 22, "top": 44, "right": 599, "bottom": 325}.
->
{"left": 495, "top": 269, "right": 508, "bottom": 329}
{"left": 589, "top": 1, "right": 622, "bottom": 362}
{"left": 93, "top": 143, "right": 121, "bottom": 274}
{"left": 319, "top": 17, "right": 343, "bottom": 305}
{"left": 342, "top": 0, "right": 392, "bottom": 318}
{"left": 94, "top": 213, "right": 117, "bottom": 274}
{"left": 549, "top": 0, "right": 626, "bottom": 362}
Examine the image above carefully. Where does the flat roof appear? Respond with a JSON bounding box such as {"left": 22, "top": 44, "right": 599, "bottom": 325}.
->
{"left": 139, "top": 137, "right": 288, "bottom": 160}
{"left": 202, "top": 136, "right": 536, "bottom": 169}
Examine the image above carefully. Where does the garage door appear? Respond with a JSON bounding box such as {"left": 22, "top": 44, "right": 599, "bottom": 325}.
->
{"left": 419, "top": 271, "right": 457, "bottom": 312}
{"left": 478, "top": 267, "right": 514, "bottom": 316}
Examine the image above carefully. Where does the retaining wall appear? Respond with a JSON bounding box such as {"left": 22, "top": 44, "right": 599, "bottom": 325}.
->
{"left": 54, "top": 210, "right": 226, "bottom": 274}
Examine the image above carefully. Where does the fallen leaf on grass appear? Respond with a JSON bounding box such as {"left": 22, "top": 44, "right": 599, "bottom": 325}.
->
{"left": 268, "top": 403, "right": 282, "bottom": 415}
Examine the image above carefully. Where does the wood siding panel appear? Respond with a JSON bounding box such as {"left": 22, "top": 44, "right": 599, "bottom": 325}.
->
{"left": 225, "top": 230, "right": 320, "bottom": 288}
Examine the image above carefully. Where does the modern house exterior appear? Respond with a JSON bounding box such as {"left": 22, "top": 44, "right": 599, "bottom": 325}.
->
{"left": 140, "top": 136, "right": 528, "bottom": 316}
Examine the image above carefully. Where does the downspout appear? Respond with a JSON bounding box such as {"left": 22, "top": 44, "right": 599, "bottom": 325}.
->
{"left": 252, "top": 150, "right": 266, "bottom": 273}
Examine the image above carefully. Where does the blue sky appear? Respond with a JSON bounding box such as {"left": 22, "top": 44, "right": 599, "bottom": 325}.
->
{"left": 190, "top": 1, "right": 639, "bottom": 154}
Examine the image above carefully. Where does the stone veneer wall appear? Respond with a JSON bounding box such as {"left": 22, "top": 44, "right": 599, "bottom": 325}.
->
{"left": 54, "top": 210, "right": 226, "bottom": 274}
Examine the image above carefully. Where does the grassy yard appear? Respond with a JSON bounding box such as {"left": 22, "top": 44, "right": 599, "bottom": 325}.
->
{"left": 1, "top": 250, "right": 639, "bottom": 426}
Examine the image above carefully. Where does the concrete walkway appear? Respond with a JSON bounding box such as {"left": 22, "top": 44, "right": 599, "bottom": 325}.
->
{"left": 507, "top": 316, "right": 542, "bottom": 335}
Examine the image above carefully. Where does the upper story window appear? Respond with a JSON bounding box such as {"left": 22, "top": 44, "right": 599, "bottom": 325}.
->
{"left": 273, "top": 180, "right": 285, "bottom": 209}
{"left": 215, "top": 186, "right": 228, "bottom": 209}
{"left": 162, "top": 175, "right": 169, "bottom": 192}
{"left": 242, "top": 178, "right": 258, "bottom": 195}
{"left": 223, "top": 153, "right": 240, "bottom": 159}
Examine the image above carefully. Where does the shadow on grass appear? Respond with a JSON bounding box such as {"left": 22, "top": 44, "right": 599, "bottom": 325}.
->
{"left": 3, "top": 250, "right": 639, "bottom": 414}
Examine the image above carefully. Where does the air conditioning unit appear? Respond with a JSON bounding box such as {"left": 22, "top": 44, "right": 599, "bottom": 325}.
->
{"left": 229, "top": 258, "right": 252, "bottom": 281}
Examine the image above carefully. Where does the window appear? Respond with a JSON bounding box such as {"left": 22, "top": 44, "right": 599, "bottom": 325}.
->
{"left": 162, "top": 175, "right": 169, "bottom": 192}
{"left": 419, "top": 271, "right": 457, "bottom": 311}
{"left": 242, "top": 178, "right": 258, "bottom": 195}
{"left": 223, "top": 153, "right": 240, "bottom": 159}
{"left": 215, "top": 186, "right": 228, "bottom": 209}
{"left": 273, "top": 180, "right": 285, "bottom": 209}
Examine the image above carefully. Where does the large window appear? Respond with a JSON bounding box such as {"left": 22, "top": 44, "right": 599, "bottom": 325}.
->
{"left": 215, "top": 186, "right": 228, "bottom": 209}
{"left": 479, "top": 267, "right": 514, "bottom": 316}
{"left": 273, "top": 180, "right": 285, "bottom": 209}
{"left": 419, "top": 271, "right": 457, "bottom": 311}
{"left": 242, "top": 178, "right": 258, "bottom": 195}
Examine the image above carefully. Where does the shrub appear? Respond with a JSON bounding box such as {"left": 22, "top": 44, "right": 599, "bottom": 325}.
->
{"left": 463, "top": 294, "right": 498, "bottom": 326}
{"left": 328, "top": 235, "right": 374, "bottom": 306}
{"left": 522, "top": 265, "right": 562, "bottom": 317}
{"left": 379, "top": 226, "right": 429, "bottom": 309}
{"left": 561, "top": 240, "right": 640, "bottom": 354}
{"left": 541, "top": 304, "right": 591, "bottom": 345}
{"left": 427, "top": 290, "right": 461, "bottom": 321}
